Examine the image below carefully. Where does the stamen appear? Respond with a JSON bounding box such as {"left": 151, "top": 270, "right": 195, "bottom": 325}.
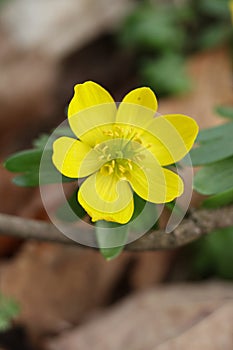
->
{"left": 98, "top": 125, "right": 152, "bottom": 177}
{"left": 108, "top": 166, "right": 114, "bottom": 175}
{"left": 103, "top": 130, "right": 114, "bottom": 136}
{"left": 128, "top": 160, "right": 133, "bottom": 170}
{"left": 115, "top": 126, "right": 123, "bottom": 132}
{"left": 118, "top": 164, "right": 126, "bottom": 174}
{"left": 100, "top": 162, "right": 115, "bottom": 176}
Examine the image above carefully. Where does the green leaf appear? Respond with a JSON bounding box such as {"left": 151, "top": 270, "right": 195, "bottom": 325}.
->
{"left": 96, "top": 221, "right": 129, "bottom": 260}
{"left": 194, "top": 157, "right": 233, "bottom": 195}
{"left": 189, "top": 128, "right": 233, "bottom": 165}
{"left": 12, "top": 173, "right": 40, "bottom": 187}
{"left": 4, "top": 149, "right": 43, "bottom": 172}
{"left": 196, "top": 122, "right": 233, "bottom": 143}
{"left": 215, "top": 105, "right": 233, "bottom": 119}
{"left": 202, "top": 188, "right": 233, "bottom": 208}
{"left": 56, "top": 190, "right": 86, "bottom": 222}
{"left": 12, "top": 171, "right": 73, "bottom": 187}
{"left": 5, "top": 148, "right": 75, "bottom": 187}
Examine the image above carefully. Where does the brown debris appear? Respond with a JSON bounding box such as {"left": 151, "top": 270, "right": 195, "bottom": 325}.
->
{"left": 45, "top": 282, "right": 233, "bottom": 350}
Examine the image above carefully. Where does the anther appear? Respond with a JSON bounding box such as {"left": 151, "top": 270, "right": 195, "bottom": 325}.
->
{"left": 103, "top": 130, "right": 114, "bottom": 136}
{"left": 127, "top": 161, "right": 133, "bottom": 170}
{"left": 108, "top": 166, "right": 114, "bottom": 175}
{"left": 118, "top": 166, "right": 125, "bottom": 174}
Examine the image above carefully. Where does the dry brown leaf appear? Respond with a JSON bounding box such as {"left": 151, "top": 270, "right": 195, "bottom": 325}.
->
{"left": 45, "top": 282, "right": 233, "bottom": 350}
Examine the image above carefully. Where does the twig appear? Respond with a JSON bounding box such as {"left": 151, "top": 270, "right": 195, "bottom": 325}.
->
{"left": 0, "top": 205, "right": 232, "bottom": 251}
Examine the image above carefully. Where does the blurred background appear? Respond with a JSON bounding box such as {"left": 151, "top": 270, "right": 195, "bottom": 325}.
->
{"left": 0, "top": 0, "right": 232, "bottom": 349}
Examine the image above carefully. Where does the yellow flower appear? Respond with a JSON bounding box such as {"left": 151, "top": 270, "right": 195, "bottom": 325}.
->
{"left": 52, "top": 81, "right": 198, "bottom": 224}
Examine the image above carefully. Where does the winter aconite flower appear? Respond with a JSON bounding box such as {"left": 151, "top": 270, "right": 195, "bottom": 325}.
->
{"left": 52, "top": 81, "right": 198, "bottom": 224}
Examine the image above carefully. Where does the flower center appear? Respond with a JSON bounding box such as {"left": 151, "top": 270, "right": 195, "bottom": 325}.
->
{"left": 100, "top": 159, "right": 133, "bottom": 179}
{"left": 94, "top": 125, "right": 151, "bottom": 179}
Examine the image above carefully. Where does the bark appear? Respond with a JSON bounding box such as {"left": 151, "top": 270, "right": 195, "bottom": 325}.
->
{"left": 0, "top": 205, "right": 232, "bottom": 251}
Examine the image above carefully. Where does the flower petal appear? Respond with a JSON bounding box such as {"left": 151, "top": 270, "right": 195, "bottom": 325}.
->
{"left": 78, "top": 172, "right": 134, "bottom": 224}
{"left": 121, "top": 87, "right": 158, "bottom": 111}
{"left": 140, "top": 114, "right": 199, "bottom": 166}
{"left": 116, "top": 87, "right": 158, "bottom": 125}
{"left": 128, "top": 162, "right": 184, "bottom": 203}
{"left": 78, "top": 191, "right": 134, "bottom": 224}
{"left": 70, "top": 110, "right": 114, "bottom": 147}
{"left": 68, "top": 81, "right": 117, "bottom": 145}
{"left": 52, "top": 136, "right": 101, "bottom": 178}
{"left": 68, "top": 81, "right": 115, "bottom": 117}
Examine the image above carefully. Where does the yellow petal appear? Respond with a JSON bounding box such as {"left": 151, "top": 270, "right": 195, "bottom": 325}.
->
{"left": 69, "top": 108, "right": 115, "bottom": 147}
{"left": 67, "top": 82, "right": 117, "bottom": 144}
{"left": 78, "top": 191, "right": 134, "bottom": 224}
{"left": 128, "top": 163, "right": 184, "bottom": 203}
{"left": 52, "top": 137, "right": 101, "bottom": 178}
{"left": 121, "top": 87, "right": 158, "bottom": 111}
{"left": 78, "top": 172, "right": 134, "bottom": 224}
{"left": 116, "top": 87, "right": 158, "bottom": 126}
{"left": 141, "top": 114, "right": 199, "bottom": 166}
{"left": 68, "top": 81, "right": 115, "bottom": 117}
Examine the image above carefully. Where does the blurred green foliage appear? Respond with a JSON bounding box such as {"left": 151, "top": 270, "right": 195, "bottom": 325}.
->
{"left": 191, "top": 106, "right": 233, "bottom": 204}
{"left": 118, "top": 0, "right": 232, "bottom": 96}
{"left": 0, "top": 294, "right": 20, "bottom": 332}
{"left": 186, "top": 106, "right": 233, "bottom": 280}
{"left": 140, "top": 54, "right": 192, "bottom": 96}
{"left": 4, "top": 148, "right": 74, "bottom": 187}
{"left": 189, "top": 226, "right": 233, "bottom": 280}
{"left": 198, "top": 0, "right": 231, "bottom": 18}
{"left": 4, "top": 129, "right": 75, "bottom": 187}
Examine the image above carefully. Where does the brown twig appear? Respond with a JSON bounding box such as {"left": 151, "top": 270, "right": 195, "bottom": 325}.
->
{"left": 0, "top": 205, "right": 232, "bottom": 251}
